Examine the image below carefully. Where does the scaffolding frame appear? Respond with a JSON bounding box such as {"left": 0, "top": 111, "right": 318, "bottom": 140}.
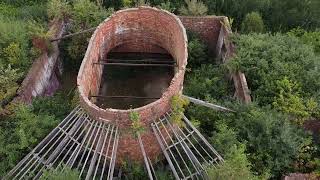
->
{"left": 151, "top": 110, "right": 224, "bottom": 180}
{"left": 4, "top": 106, "right": 119, "bottom": 180}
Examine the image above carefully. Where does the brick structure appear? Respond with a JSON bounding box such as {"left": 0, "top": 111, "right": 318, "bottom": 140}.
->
{"left": 77, "top": 7, "right": 188, "bottom": 163}
{"left": 179, "top": 16, "right": 252, "bottom": 103}
{"left": 14, "top": 20, "right": 65, "bottom": 104}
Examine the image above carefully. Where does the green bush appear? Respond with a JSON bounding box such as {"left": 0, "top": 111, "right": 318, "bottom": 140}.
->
{"left": 187, "top": 35, "right": 209, "bottom": 68}
{"left": 47, "top": 0, "right": 71, "bottom": 20}
{"left": 184, "top": 64, "right": 233, "bottom": 101}
{"left": 0, "top": 15, "right": 31, "bottom": 70}
{"left": 0, "top": 65, "right": 22, "bottom": 106}
{"left": 241, "top": 12, "right": 264, "bottom": 33}
{"left": 207, "top": 144, "right": 260, "bottom": 180}
{"left": 66, "top": 0, "right": 113, "bottom": 62}
{"left": 32, "top": 92, "right": 72, "bottom": 120}
{"left": 228, "top": 33, "right": 320, "bottom": 110}
{"left": 0, "top": 103, "right": 58, "bottom": 176}
{"left": 187, "top": 103, "right": 310, "bottom": 178}
{"left": 288, "top": 28, "right": 320, "bottom": 54}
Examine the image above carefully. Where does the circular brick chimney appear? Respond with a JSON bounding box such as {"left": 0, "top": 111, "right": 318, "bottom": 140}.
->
{"left": 77, "top": 7, "right": 188, "bottom": 163}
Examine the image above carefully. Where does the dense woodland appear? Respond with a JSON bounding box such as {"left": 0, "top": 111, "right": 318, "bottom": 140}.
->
{"left": 0, "top": 0, "right": 319, "bottom": 179}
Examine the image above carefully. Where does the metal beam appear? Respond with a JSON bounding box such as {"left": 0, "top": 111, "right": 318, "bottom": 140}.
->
{"left": 182, "top": 95, "right": 235, "bottom": 112}
{"left": 93, "top": 62, "right": 177, "bottom": 67}
{"left": 90, "top": 95, "right": 161, "bottom": 99}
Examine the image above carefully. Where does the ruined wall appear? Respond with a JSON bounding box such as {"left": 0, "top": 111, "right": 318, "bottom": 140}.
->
{"left": 77, "top": 7, "right": 188, "bottom": 162}
{"left": 14, "top": 20, "right": 65, "bottom": 103}
{"left": 179, "top": 15, "right": 251, "bottom": 103}
{"left": 179, "top": 16, "right": 225, "bottom": 54}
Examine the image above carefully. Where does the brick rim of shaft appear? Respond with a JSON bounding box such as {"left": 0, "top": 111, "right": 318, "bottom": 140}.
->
{"left": 77, "top": 6, "right": 188, "bottom": 128}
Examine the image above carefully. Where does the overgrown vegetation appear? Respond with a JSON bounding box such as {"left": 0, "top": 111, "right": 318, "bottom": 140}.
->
{"left": 129, "top": 111, "right": 145, "bottom": 136}
{"left": 170, "top": 95, "right": 189, "bottom": 127}
{"left": 40, "top": 165, "right": 79, "bottom": 180}
{"left": 1, "top": 0, "right": 320, "bottom": 179}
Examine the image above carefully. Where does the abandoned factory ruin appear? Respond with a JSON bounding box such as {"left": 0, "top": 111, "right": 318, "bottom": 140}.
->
{"left": 6, "top": 6, "right": 249, "bottom": 180}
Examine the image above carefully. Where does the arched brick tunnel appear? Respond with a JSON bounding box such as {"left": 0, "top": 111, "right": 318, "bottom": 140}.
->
{"left": 77, "top": 7, "right": 188, "bottom": 163}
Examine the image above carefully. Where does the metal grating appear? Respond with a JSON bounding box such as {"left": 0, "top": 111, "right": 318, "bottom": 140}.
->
{"left": 151, "top": 110, "right": 224, "bottom": 180}
{"left": 4, "top": 106, "right": 119, "bottom": 180}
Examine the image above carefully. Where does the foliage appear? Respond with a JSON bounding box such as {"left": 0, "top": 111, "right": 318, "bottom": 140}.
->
{"left": 179, "top": 0, "right": 207, "bottom": 16}
{"left": 184, "top": 64, "right": 233, "bottom": 101}
{"left": 204, "top": 0, "right": 320, "bottom": 31}
{"left": 122, "top": 0, "right": 133, "bottom": 7}
{"left": 32, "top": 92, "right": 72, "bottom": 120}
{"left": 40, "top": 165, "right": 79, "bottom": 180}
{"left": 187, "top": 102, "right": 310, "bottom": 178}
{"left": 187, "top": 34, "right": 209, "bottom": 68}
{"left": 0, "top": 103, "right": 58, "bottom": 176}
{"left": 134, "top": 0, "right": 150, "bottom": 6}
{"left": 241, "top": 12, "right": 264, "bottom": 33}
{"left": 129, "top": 111, "right": 144, "bottom": 136}
{"left": 0, "top": 65, "right": 22, "bottom": 106}
{"left": 47, "top": 0, "right": 71, "bottom": 20}
{"left": 0, "top": 15, "right": 31, "bottom": 70}
{"left": 27, "top": 20, "right": 53, "bottom": 54}
{"left": 209, "top": 123, "right": 240, "bottom": 156}
{"left": 66, "top": 0, "right": 113, "bottom": 62}
{"left": 272, "top": 77, "right": 318, "bottom": 124}
{"left": 157, "top": 1, "right": 176, "bottom": 12}
{"left": 227, "top": 33, "right": 320, "bottom": 110}
{"left": 0, "top": 2, "right": 47, "bottom": 21}
{"left": 288, "top": 28, "right": 320, "bottom": 54}
{"left": 121, "top": 159, "right": 149, "bottom": 179}
{"left": 170, "top": 95, "right": 189, "bottom": 127}
{"left": 71, "top": 0, "right": 113, "bottom": 30}
{"left": 207, "top": 144, "right": 260, "bottom": 180}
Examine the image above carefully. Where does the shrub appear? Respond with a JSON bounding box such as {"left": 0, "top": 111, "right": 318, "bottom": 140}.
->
{"left": 129, "top": 111, "right": 144, "bottom": 136}
{"left": 32, "top": 92, "right": 72, "bottom": 120}
{"left": 187, "top": 103, "right": 310, "bottom": 178}
{"left": 187, "top": 35, "right": 209, "bottom": 68}
{"left": 66, "top": 0, "right": 113, "bottom": 62}
{"left": 227, "top": 33, "right": 320, "bottom": 108}
{"left": 40, "top": 165, "right": 79, "bottom": 180}
{"left": 288, "top": 28, "right": 320, "bottom": 54}
{"left": 0, "top": 65, "right": 22, "bottom": 106}
{"left": 170, "top": 95, "right": 189, "bottom": 127}
{"left": 241, "top": 12, "right": 265, "bottom": 33}
{"left": 0, "top": 15, "right": 30, "bottom": 70}
{"left": 207, "top": 144, "right": 260, "bottom": 180}
{"left": 184, "top": 64, "right": 233, "bottom": 101}
{"left": 179, "top": 0, "right": 207, "bottom": 16}
{"left": 0, "top": 103, "right": 58, "bottom": 176}
{"left": 47, "top": 0, "right": 71, "bottom": 20}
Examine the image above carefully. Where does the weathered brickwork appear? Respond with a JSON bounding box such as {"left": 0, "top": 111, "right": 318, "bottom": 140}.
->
{"left": 77, "top": 7, "right": 188, "bottom": 163}
{"left": 14, "top": 20, "right": 65, "bottom": 103}
{"left": 179, "top": 16, "right": 225, "bottom": 54}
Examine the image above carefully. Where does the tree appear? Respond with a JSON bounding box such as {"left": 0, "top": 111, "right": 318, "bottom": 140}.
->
{"left": 179, "top": 0, "right": 208, "bottom": 16}
{"left": 241, "top": 12, "right": 264, "bottom": 33}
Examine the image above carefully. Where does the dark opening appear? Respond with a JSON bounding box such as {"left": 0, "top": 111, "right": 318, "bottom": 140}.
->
{"left": 95, "top": 51, "right": 175, "bottom": 109}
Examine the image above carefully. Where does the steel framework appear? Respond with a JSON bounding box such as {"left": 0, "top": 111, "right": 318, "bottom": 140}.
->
{"left": 5, "top": 105, "right": 225, "bottom": 180}
{"left": 151, "top": 110, "right": 224, "bottom": 180}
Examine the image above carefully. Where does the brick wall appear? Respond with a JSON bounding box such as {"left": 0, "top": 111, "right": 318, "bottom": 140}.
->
{"left": 77, "top": 7, "right": 188, "bottom": 163}
{"left": 14, "top": 20, "right": 65, "bottom": 103}
{"left": 179, "top": 16, "right": 225, "bottom": 55}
